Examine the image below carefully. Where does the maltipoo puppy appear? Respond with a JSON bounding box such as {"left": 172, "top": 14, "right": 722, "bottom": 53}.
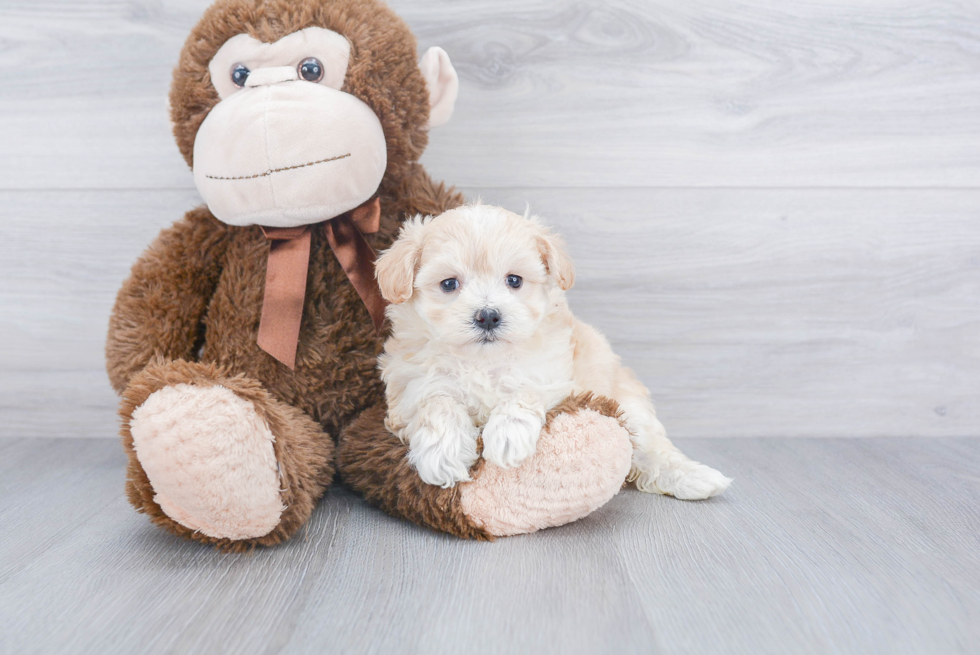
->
{"left": 374, "top": 203, "right": 731, "bottom": 499}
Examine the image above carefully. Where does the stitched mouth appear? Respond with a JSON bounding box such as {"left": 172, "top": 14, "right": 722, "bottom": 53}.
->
{"left": 205, "top": 153, "right": 351, "bottom": 181}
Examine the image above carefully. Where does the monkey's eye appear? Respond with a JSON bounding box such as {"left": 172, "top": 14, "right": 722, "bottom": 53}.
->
{"left": 505, "top": 275, "right": 523, "bottom": 289}
{"left": 440, "top": 278, "right": 460, "bottom": 293}
{"left": 231, "top": 64, "right": 250, "bottom": 88}
{"left": 298, "top": 58, "right": 324, "bottom": 83}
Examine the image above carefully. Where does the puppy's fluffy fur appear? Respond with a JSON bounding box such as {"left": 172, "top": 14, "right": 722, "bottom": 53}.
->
{"left": 375, "top": 204, "right": 731, "bottom": 499}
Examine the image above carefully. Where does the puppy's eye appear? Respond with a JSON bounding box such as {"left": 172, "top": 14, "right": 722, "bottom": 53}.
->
{"left": 298, "top": 58, "right": 324, "bottom": 82}
{"left": 440, "top": 278, "right": 460, "bottom": 293}
{"left": 505, "top": 275, "right": 523, "bottom": 289}
{"left": 231, "top": 64, "right": 250, "bottom": 87}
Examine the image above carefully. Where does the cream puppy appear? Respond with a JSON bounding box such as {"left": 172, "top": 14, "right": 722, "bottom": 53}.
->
{"left": 375, "top": 203, "right": 731, "bottom": 500}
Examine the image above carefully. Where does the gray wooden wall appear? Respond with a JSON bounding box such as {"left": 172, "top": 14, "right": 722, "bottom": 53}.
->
{"left": 1, "top": 0, "right": 978, "bottom": 439}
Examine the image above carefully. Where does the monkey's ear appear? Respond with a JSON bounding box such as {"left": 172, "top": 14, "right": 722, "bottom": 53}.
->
{"left": 419, "top": 47, "right": 458, "bottom": 128}
{"left": 376, "top": 216, "right": 427, "bottom": 304}
{"left": 536, "top": 229, "right": 576, "bottom": 291}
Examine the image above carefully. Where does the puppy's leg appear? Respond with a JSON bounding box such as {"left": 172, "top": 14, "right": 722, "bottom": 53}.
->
{"left": 614, "top": 367, "right": 732, "bottom": 500}
{"left": 482, "top": 395, "right": 546, "bottom": 469}
{"left": 572, "top": 320, "right": 730, "bottom": 500}
{"left": 403, "top": 396, "right": 480, "bottom": 488}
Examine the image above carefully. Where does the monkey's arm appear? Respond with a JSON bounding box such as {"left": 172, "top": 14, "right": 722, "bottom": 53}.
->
{"left": 106, "top": 208, "right": 231, "bottom": 394}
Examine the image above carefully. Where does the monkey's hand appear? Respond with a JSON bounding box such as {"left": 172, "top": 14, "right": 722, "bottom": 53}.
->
{"left": 106, "top": 209, "right": 231, "bottom": 394}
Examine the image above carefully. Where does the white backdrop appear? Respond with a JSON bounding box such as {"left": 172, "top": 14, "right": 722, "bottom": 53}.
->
{"left": 1, "top": 0, "right": 978, "bottom": 438}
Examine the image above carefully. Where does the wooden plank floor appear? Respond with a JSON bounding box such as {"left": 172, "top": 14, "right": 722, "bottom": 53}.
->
{"left": 1, "top": 437, "right": 978, "bottom": 655}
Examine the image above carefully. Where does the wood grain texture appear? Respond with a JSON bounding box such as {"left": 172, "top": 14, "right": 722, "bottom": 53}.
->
{"left": 0, "top": 0, "right": 978, "bottom": 189}
{"left": 3, "top": 188, "right": 977, "bottom": 439}
{"left": 1, "top": 437, "right": 978, "bottom": 654}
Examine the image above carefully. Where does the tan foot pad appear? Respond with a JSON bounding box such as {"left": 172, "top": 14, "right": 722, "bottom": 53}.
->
{"left": 130, "top": 384, "right": 285, "bottom": 540}
{"left": 460, "top": 408, "right": 633, "bottom": 537}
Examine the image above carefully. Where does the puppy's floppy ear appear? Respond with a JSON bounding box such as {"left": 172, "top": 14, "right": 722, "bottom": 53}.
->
{"left": 376, "top": 215, "right": 427, "bottom": 303}
{"left": 536, "top": 228, "right": 575, "bottom": 291}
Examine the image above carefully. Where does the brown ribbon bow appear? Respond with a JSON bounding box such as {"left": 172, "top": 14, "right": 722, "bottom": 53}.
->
{"left": 256, "top": 197, "right": 386, "bottom": 369}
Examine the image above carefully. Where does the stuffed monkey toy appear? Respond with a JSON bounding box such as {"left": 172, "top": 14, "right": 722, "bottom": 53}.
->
{"left": 107, "top": 0, "right": 638, "bottom": 550}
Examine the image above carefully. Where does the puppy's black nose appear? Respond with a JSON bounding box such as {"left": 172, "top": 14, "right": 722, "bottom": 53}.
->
{"left": 474, "top": 308, "right": 502, "bottom": 331}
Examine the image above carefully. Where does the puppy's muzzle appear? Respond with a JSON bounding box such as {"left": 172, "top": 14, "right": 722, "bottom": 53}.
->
{"left": 473, "top": 307, "right": 502, "bottom": 333}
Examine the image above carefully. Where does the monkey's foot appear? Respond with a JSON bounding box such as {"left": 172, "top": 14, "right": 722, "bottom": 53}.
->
{"left": 460, "top": 397, "right": 633, "bottom": 536}
{"left": 130, "top": 383, "right": 285, "bottom": 540}
{"left": 338, "top": 393, "right": 633, "bottom": 539}
{"left": 119, "top": 360, "right": 334, "bottom": 550}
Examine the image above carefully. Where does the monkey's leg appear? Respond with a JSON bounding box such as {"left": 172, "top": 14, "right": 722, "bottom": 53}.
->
{"left": 120, "top": 360, "right": 333, "bottom": 550}
{"left": 337, "top": 394, "right": 633, "bottom": 538}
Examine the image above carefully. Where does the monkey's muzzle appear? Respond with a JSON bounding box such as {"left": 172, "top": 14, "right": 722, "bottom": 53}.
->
{"left": 192, "top": 76, "right": 387, "bottom": 229}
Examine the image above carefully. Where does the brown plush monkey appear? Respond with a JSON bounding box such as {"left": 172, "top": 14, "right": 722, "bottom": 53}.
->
{"left": 107, "top": 0, "right": 633, "bottom": 550}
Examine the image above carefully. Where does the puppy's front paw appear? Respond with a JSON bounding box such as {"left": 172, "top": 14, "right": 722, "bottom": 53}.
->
{"left": 482, "top": 408, "right": 543, "bottom": 469}
{"left": 407, "top": 425, "right": 478, "bottom": 488}
{"left": 633, "top": 455, "right": 732, "bottom": 500}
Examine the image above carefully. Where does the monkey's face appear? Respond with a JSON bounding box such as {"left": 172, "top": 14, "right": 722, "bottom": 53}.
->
{"left": 193, "top": 27, "right": 381, "bottom": 227}
{"left": 189, "top": 25, "right": 456, "bottom": 228}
